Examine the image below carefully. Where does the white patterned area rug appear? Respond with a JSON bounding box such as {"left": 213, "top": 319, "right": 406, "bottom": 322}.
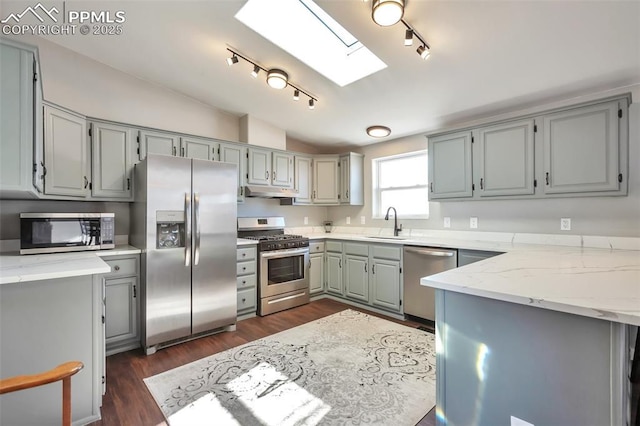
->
{"left": 144, "top": 309, "right": 436, "bottom": 426}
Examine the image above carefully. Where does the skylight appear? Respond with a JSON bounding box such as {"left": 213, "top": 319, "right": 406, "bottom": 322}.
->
{"left": 235, "top": 0, "right": 387, "bottom": 87}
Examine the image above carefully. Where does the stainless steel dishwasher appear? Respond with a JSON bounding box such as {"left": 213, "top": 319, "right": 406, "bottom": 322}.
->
{"left": 403, "top": 246, "right": 457, "bottom": 321}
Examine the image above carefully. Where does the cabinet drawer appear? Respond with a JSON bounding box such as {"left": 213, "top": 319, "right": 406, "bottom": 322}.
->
{"left": 103, "top": 257, "right": 138, "bottom": 277}
{"left": 237, "top": 287, "right": 256, "bottom": 312}
{"left": 237, "top": 247, "right": 256, "bottom": 261}
{"left": 309, "top": 241, "right": 325, "bottom": 254}
{"left": 237, "top": 261, "right": 256, "bottom": 276}
{"left": 326, "top": 241, "right": 343, "bottom": 252}
{"left": 237, "top": 274, "right": 256, "bottom": 290}
{"left": 371, "top": 245, "right": 402, "bottom": 261}
{"left": 344, "top": 243, "right": 368, "bottom": 256}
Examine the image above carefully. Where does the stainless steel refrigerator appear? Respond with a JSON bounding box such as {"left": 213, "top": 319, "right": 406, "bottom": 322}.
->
{"left": 131, "top": 154, "right": 237, "bottom": 355}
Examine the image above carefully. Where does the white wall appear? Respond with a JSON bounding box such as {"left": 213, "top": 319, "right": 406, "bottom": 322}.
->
{"left": 328, "top": 89, "right": 640, "bottom": 238}
{"left": 240, "top": 115, "right": 286, "bottom": 150}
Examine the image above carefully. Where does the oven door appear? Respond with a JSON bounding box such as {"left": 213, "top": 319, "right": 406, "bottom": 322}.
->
{"left": 259, "top": 247, "right": 309, "bottom": 298}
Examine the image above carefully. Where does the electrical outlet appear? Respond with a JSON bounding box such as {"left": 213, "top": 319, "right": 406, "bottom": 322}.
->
{"left": 360, "top": 216, "right": 366, "bottom": 225}
{"left": 443, "top": 217, "right": 451, "bottom": 228}
{"left": 346, "top": 216, "right": 351, "bottom": 225}
{"left": 510, "top": 416, "right": 534, "bottom": 426}
{"left": 303, "top": 217, "right": 308, "bottom": 225}
{"left": 560, "top": 218, "right": 571, "bottom": 231}
{"left": 470, "top": 217, "right": 478, "bottom": 229}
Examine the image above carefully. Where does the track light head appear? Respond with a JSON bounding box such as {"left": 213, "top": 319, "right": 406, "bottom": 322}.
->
{"left": 293, "top": 90, "right": 300, "bottom": 101}
{"left": 251, "top": 65, "right": 260, "bottom": 78}
{"left": 404, "top": 29, "right": 414, "bottom": 46}
{"left": 372, "top": 0, "right": 404, "bottom": 27}
{"left": 226, "top": 54, "right": 239, "bottom": 66}
{"left": 266, "top": 69, "right": 288, "bottom": 89}
{"left": 308, "top": 99, "right": 315, "bottom": 110}
{"left": 417, "top": 45, "right": 430, "bottom": 60}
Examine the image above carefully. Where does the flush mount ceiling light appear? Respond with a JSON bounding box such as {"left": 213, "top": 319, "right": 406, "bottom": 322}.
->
{"left": 372, "top": 0, "right": 404, "bottom": 27}
{"left": 367, "top": 125, "right": 391, "bottom": 138}
{"left": 225, "top": 47, "right": 318, "bottom": 109}
{"left": 266, "top": 69, "right": 288, "bottom": 89}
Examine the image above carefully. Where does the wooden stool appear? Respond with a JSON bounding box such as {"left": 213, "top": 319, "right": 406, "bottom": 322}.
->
{"left": 0, "top": 361, "right": 84, "bottom": 426}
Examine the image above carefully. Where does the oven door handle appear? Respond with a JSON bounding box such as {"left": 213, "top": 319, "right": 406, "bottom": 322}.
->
{"left": 260, "top": 247, "right": 309, "bottom": 259}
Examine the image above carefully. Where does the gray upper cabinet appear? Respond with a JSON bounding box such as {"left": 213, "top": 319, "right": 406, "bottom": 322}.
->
{"left": 138, "top": 130, "right": 179, "bottom": 160}
{"left": 0, "top": 41, "right": 37, "bottom": 197}
{"left": 91, "top": 122, "right": 133, "bottom": 200}
{"left": 476, "top": 119, "right": 535, "bottom": 197}
{"left": 181, "top": 136, "right": 217, "bottom": 160}
{"left": 219, "top": 142, "right": 246, "bottom": 201}
{"left": 313, "top": 156, "right": 340, "bottom": 204}
{"left": 428, "top": 131, "right": 473, "bottom": 199}
{"left": 339, "top": 153, "right": 364, "bottom": 205}
{"left": 272, "top": 152, "right": 294, "bottom": 187}
{"left": 542, "top": 100, "right": 623, "bottom": 195}
{"left": 43, "top": 104, "right": 89, "bottom": 197}
{"left": 247, "top": 147, "right": 271, "bottom": 185}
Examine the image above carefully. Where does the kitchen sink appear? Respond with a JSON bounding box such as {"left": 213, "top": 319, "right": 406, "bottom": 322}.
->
{"left": 363, "top": 236, "right": 407, "bottom": 240}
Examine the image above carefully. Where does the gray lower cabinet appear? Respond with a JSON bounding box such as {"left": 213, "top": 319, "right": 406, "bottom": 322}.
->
{"left": 138, "top": 129, "right": 180, "bottom": 160}
{"left": 428, "top": 131, "right": 473, "bottom": 199}
{"left": 0, "top": 40, "right": 38, "bottom": 197}
{"left": 325, "top": 241, "right": 343, "bottom": 295}
{"left": 344, "top": 243, "right": 370, "bottom": 302}
{"left": 542, "top": 99, "right": 625, "bottom": 195}
{"left": 43, "top": 104, "right": 89, "bottom": 197}
{"left": 102, "top": 255, "right": 140, "bottom": 356}
{"left": 237, "top": 246, "right": 257, "bottom": 316}
{"left": 370, "top": 258, "right": 402, "bottom": 311}
{"left": 90, "top": 122, "right": 134, "bottom": 200}
{"left": 309, "top": 241, "right": 325, "bottom": 295}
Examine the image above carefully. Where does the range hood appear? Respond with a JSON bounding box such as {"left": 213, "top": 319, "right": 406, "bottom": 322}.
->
{"left": 244, "top": 185, "right": 299, "bottom": 198}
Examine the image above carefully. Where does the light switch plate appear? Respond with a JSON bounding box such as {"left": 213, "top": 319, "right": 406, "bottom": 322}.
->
{"left": 303, "top": 216, "right": 308, "bottom": 225}
{"left": 346, "top": 216, "right": 351, "bottom": 225}
{"left": 360, "top": 216, "right": 366, "bottom": 225}
{"left": 560, "top": 218, "right": 571, "bottom": 231}
{"left": 510, "top": 416, "right": 534, "bottom": 426}
{"left": 444, "top": 217, "right": 451, "bottom": 228}
{"left": 470, "top": 217, "right": 478, "bottom": 229}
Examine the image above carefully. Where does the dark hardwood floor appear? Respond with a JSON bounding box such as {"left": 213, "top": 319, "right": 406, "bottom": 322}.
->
{"left": 91, "top": 298, "right": 436, "bottom": 426}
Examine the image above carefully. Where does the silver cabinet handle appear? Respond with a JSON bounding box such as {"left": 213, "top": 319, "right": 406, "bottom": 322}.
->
{"left": 172, "top": 146, "right": 177, "bottom": 156}
{"left": 480, "top": 178, "right": 484, "bottom": 190}
{"left": 339, "top": 258, "right": 341, "bottom": 268}
{"left": 181, "top": 147, "right": 185, "bottom": 157}
{"left": 346, "top": 190, "right": 349, "bottom": 199}
{"left": 113, "top": 265, "right": 120, "bottom": 271}
{"left": 194, "top": 192, "right": 201, "bottom": 266}
{"left": 430, "top": 182, "right": 433, "bottom": 192}
{"left": 364, "top": 262, "right": 367, "bottom": 272}
{"left": 184, "top": 192, "right": 191, "bottom": 267}
{"left": 265, "top": 171, "right": 269, "bottom": 180}
{"left": 84, "top": 176, "right": 89, "bottom": 189}
{"left": 372, "top": 264, "right": 375, "bottom": 274}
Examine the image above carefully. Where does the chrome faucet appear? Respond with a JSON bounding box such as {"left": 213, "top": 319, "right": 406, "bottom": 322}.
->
{"left": 384, "top": 207, "right": 402, "bottom": 236}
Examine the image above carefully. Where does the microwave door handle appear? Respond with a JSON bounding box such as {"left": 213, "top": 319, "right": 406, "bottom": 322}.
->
{"left": 193, "top": 192, "right": 200, "bottom": 266}
{"left": 184, "top": 192, "right": 191, "bottom": 267}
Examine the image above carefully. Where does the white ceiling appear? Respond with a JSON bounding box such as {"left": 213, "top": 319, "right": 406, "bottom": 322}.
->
{"left": 29, "top": 1, "right": 640, "bottom": 147}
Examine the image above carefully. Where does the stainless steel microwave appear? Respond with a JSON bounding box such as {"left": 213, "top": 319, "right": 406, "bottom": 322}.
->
{"left": 20, "top": 213, "right": 115, "bottom": 254}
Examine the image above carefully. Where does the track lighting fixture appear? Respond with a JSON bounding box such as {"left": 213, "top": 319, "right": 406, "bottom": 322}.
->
{"left": 417, "top": 45, "right": 430, "bottom": 60}
{"left": 404, "top": 28, "right": 413, "bottom": 46}
{"left": 225, "top": 48, "right": 318, "bottom": 109}
{"left": 400, "top": 19, "right": 431, "bottom": 60}
{"left": 366, "top": 126, "right": 391, "bottom": 138}
{"left": 251, "top": 65, "right": 260, "bottom": 78}
{"left": 372, "top": 0, "right": 404, "bottom": 27}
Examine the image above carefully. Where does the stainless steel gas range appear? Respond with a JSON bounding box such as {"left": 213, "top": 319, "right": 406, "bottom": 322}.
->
{"left": 237, "top": 217, "right": 310, "bottom": 316}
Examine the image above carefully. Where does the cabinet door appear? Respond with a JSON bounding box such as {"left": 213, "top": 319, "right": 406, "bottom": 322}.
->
{"left": 181, "top": 137, "right": 216, "bottom": 160}
{"left": 309, "top": 253, "right": 324, "bottom": 295}
{"left": 247, "top": 147, "right": 271, "bottom": 185}
{"left": 220, "top": 143, "right": 246, "bottom": 201}
{"left": 313, "top": 156, "right": 339, "bottom": 204}
{"left": 293, "top": 156, "right": 312, "bottom": 204}
{"left": 138, "top": 130, "right": 179, "bottom": 160}
{"left": 105, "top": 276, "right": 138, "bottom": 345}
{"left": 542, "top": 101, "right": 621, "bottom": 194}
{"left": 476, "top": 119, "right": 535, "bottom": 197}
{"left": 339, "top": 155, "right": 349, "bottom": 203}
{"left": 91, "top": 122, "right": 133, "bottom": 199}
{"left": 272, "top": 152, "right": 294, "bottom": 188}
{"left": 428, "top": 131, "right": 473, "bottom": 199}
{"left": 0, "top": 42, "right": 34, "bottom": 195}
{"left": 371, "top": 258, "right": 401, "bottom": 312}
{"left": 326, "top": 252, "right": 343, "bottom": 295}
{"left": 344, "top": 254, "right": 369, "bottom": 302}
{"left": 43, "top": 105, "right": 88, "bottom": 197}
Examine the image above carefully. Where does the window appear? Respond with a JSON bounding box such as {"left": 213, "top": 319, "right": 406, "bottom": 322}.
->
{"left": 372, "top": 151, "right": 429, "bottom": 219}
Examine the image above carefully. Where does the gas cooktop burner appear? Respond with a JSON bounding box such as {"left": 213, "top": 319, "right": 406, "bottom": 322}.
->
{"left": 245, "top": 234, "right": 304, "bottom": 241}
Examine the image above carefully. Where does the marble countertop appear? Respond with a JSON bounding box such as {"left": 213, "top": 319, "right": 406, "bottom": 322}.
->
{"left": 237, "top": 238, "right": 259, "bottom": 246}
{"left": 421, "top": 247, "right": 640, "bottom": 326}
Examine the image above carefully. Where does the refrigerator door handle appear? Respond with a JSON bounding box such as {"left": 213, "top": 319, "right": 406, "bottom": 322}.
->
{"left": 185, "top": 192, "right": 192, "bottom": 267}
{"left": 194, "top": 192, "right": 201, "bottom": 265}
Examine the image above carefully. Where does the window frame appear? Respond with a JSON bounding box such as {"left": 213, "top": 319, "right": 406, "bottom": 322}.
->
{"left": 371, "top": 150, "right": 429, "bottom": 220}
